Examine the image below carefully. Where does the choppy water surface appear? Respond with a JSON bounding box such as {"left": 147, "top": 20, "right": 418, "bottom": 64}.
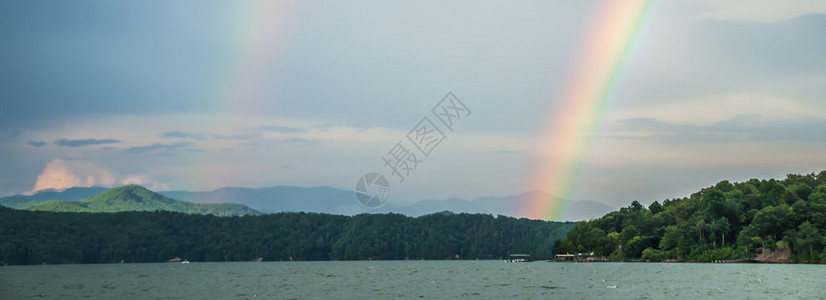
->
{"left": 1, "top": 261, "right": 824, "bottom": 299}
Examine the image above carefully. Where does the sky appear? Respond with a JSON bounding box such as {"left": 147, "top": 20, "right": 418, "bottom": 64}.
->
{"left": 1, "top": 0, "right": 826, "bottom": 219}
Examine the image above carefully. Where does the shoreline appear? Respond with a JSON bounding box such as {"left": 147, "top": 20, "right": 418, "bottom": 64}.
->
{"left": 4, "top": 258, "right": 824, "bottom": 266}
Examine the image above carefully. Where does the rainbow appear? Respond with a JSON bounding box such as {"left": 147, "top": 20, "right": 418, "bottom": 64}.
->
{"left": 523, "top": 1, "right": 659, "bottom": 220}
{"left": 182, "top": 1, "right": 300, "bottom": 190}
{"left": 219, "top": 1, "right": 298, "bottom": 113}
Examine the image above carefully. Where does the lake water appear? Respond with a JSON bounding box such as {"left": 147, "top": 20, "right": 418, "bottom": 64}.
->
{"left": 1, "top": 261, "right": 824, "bottom": 299}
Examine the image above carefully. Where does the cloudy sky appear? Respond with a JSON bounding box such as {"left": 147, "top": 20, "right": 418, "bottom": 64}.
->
{"left": 1, "top": 0, "right": 825, "bottom": 215}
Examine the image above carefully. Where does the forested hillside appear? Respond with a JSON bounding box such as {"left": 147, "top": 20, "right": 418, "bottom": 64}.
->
{"left": 554, "top": 171, "right": 826, "bottom": 263}
{"left": 0, "top": 208, "right": 576, "bottom": 265}
{"left": 12, "top": 185, "right": 260, "bottom": 217}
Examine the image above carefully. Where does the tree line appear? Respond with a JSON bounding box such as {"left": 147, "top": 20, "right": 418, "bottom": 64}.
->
{"left": 0, "top": 208, "right": 576, "bottom": 265}
{"left": 554, "top": 171, "right": 826, "bottom": 263}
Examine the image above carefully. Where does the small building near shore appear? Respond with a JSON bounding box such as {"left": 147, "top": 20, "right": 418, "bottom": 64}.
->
{"left": 554, "top": 252, "right": 599, "bottom": 262}
{"left": 554, "top": 253, "right": 576, "bottom": 261}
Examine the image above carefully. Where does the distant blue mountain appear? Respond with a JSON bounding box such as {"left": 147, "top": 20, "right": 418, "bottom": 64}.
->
{"left": 0, "top": 187, "right": 108, "bottom": 207}
{"left": 161, "top": 187, "right": 613, "bottom": 221}
{"left": 366, "top": 190, "right": 615, "bottom": 221}
{"left": 0, "top": 197, "right": 39, "bottom": 209}
{"left": 27, "top": 187, "right": 109, "bottom": 201}
{"left": 3, "top": 186, "right": 614, "bottom": 221}
{"left": 159, "top": 186, "right": 356, "bottom": 214}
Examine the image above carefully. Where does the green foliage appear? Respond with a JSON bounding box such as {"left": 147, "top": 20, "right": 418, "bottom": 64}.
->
{"left": 641, "top": 247, "right": 667, "bottom": 262}
{"left": 555, "top": 171, "right": 826, "bottom": 262}
{"left": 19, "top": 185, "right": 260, "bottom": 217}
{"left": 0, "top": 207, "right": 577, "bottom": 265}
{"left": 0, "top": 197, "right": 42, "bottom": 209}
{"left": 624, "top": 236, "right": 659, "bottom": 258}
{"left": 648, "top": 201, "right": 663, "bottom": 215}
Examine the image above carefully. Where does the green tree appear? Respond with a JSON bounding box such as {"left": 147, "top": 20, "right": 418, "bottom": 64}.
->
{"left": 641, "top": 247, "right": 664, "bottom": 262}
{"left": 765, "top": 235, "right": 777, "bottom": 252}
{"left": 620, "top": 225, "right": 639, "bottom": 245}
{"left": 715, "top": 180, "right": 734, "bottom": 193}
{"left": 797, "top": 221, "right": 820, "bottom": 262}
{"left": 659, "top": 226, "right": 680, "bottom": 251}
{"left": 761, "top": 179, "right": 788, "bottom": 207}
{"left": 702, "top": 188, "right": 728, "bottom": 219}
{"left": 648, "top": 201, "right": 664, "bottom": 215}
{"left": 711, "top": 217, "right": 730, "bottom": 248}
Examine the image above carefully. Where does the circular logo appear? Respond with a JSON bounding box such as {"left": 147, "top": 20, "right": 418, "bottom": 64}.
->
{"left": 354, "top": 172, "right": 390, "bottom": 207}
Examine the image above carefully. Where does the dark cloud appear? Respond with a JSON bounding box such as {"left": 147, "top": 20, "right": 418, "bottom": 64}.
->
{"left": 26, "top": 141, "right": 47, "bottom": 147}
{"left": 55, "top": 138, "right": 121, "bottom": 147}
{"left": 126, "top": 142, "right": 193, "bottom": 153}
{"left": 259, "top": 125, "right": 307, "bottom": 133}
{"left": 162, "top": 131, "right": 205, "bottom": 140}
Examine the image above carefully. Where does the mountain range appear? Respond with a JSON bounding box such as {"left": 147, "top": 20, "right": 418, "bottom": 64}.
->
{"left": 162, "top": 187, "right": 614, "bottom": 220}
{"left": 1, "top": 186, "right": 614, "bottom": 221}
{"left": 2, "top": 185, "right": 260, "bottom": 216}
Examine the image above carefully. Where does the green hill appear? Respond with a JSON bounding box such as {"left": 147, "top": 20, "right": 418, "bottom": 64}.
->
{"left": 0, "top": 196, "right": 42, "bottom": 209}
{"left": 22, "top": 185, "right": 260, "bottom": 216}
{"left": 554, "top": 171, "right": 826, "bottom": 263}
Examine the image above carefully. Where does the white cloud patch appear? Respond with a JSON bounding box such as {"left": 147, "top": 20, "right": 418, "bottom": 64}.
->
{"left": 593, "top": 139, "right": 824, "bottom": 167}
{"left": 606, "top": 115, "right": 826, "bottom": 145}
{"left": 27, "top": 158, "right": 167, "bottom": 194}
{"left": 259, "top": 125, "right": 308, "bottom": 133}
{"left": 699, "top": 0, "right": 826, "bottom": 22}
{"left": 120, "top": 174, "right": 169, "bottom": 191}
{"left": 27, "top": 159, "right": 116, "bottom": 194}
{"left": 610, "top": 93, "right": 826, "bottom": 126}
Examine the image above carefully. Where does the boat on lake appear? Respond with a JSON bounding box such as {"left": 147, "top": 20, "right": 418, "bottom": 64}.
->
{"left": 505, "top": 254, "right": 530, "bottom": 262}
